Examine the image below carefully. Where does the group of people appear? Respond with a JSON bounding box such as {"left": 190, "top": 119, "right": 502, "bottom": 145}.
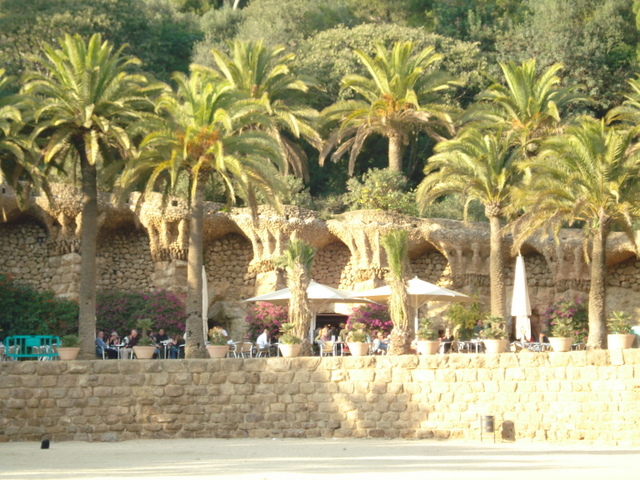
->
{"left": 95, "top": 328, "right": 185, "bottom": 359}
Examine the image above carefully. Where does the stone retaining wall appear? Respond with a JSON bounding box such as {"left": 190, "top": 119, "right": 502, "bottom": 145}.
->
{"left": 1, "top": 351, "right": 638, "bottom": 446}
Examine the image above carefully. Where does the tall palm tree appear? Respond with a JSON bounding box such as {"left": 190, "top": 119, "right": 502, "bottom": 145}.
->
{"left": 127, "top": 69, "right": 286, "bottom": 358}
{"left": 320, "top": 41, "right": 459, "bottom": 175}
{"left": 22, "top": 34, "right": 157, "bottom": 359}
{"left": 417, "top": 130, "right": 520, "bottom": 326}
{"left": 511, "top": 116, "right": 640, "bottom": 349}
{"left": 466, "top": 59, "right": 586, "bottom": 159}
{"left": 381, "top": 229, "right": 411, "bottom": 355}
{"left": 208, "top": 40, "right": 321, "bottom": 180}
{"left": 277, "top": 238, "right": 316, "bottom": 356}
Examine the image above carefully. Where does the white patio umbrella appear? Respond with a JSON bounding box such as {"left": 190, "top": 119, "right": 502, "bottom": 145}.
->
{"left": 245, "top": 280, "right": 372, "bottom": 340}
{"left": 511, "top": 255, "right": 532, "bottom": 342}
{"left": 350, "top": 276, "right": 473, "bottom": 332}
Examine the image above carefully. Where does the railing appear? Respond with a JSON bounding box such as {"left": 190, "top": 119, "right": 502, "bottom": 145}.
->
{"left": 3, "top": 335, "right": 61, "bottom": 360}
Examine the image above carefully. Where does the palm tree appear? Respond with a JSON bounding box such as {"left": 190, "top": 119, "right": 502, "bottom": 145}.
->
{"left": 22, "top": 34, "right": 157, "bottom": 359}
{"left": 606, "top": 75, "right": 640, "bottom": 127}
{"left": 466, "top": 59, "right": 586, "bottom": 159}
{"left": 277, "top": 238, "right": 316, "bottom": 356}
{"left": 381, "top": 229, "right": 411, "bottom": 355}
{"left": 320, "top": 41, "right": 459, "bottom": 175}
{"left": 417, "top": 129, "right": 520, "bottom": 326}
{"left": 128, "top": 69, "right": 286, "bottom": 358}
{"left": 511, "top": 116, "right": 640, "bottom": 349}
{"left": 208, "top": 40, "right": 321, "bottom": 180}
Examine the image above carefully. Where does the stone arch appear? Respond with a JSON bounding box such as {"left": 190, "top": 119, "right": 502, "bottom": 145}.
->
{"left": 204, "top": 232, "right": 255, "bottom": 302}
{"left": 0, "top": 215, "right": 51, "bottom": 290}
{"left": 96, "top": 219, "right": 155, "bottom": 292}
{"left": 409, "top": 242, "right": 452, "bottom": 287}
{"left": 606, "top": 250, "right": 640, "bottom": 292}
{"left": 312, "top": 239, "right": 353, "bottom": 289}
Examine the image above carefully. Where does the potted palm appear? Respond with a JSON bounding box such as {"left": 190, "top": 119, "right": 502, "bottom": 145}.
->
{"left": 133, "top": 318, "right": 156, "bottom": 359}
{"left": 479, "top": 316, "right": 508, "bottom": 354}
{"left": 57, "top": 334, "right": 80, "bottom": 360}
{"left": 548, "top": 314, "right": 574, "bottom": 352}
{"left": 606, "top": 311, "right": 635, "bottom": 349}
{"left": 207, "top": 327, "right": 229, "bottom": 358}
{"left": 278, "top": 322, "right": 302, "bottom": 357}
{"left": 346, "top": 322, "right": 370, "bottom": 356}
{"left": 416, "top": 318, "right": 440, "bottom": 355}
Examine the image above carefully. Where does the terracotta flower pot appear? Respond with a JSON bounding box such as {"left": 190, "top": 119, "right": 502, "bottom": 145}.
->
{"left": 278, "top": 344, "right": 301, "bottom": 357}
{"left": 607, "top": 334, "right": 635, "bottom": 350}
{"left": 549, "top": 337, "right": 573, "bottom": 352}
{"left": 417, "top": 340, "right": 440, "bottom": 355}
{"left": 347, "top": 342, "right": 370, "bottom": 356}
{"left": 482, "top": 339, "right": 506, "bottom": 354}
{"left": 57, "top": 347, "right": 80, "bottom": 361}
{"left": 133, "top": 345, "right": 156, "bottom": 359}
{"left": 207, "top": 345, "right": 229, "bottom": 358}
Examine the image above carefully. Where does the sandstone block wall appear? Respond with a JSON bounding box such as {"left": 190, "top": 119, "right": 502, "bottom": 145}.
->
{"left": 1, "top": 351, "right": 638, "bottom": 446}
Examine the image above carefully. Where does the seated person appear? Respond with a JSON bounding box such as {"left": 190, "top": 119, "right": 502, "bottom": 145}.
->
{"left": 372, "top": 332, "right": 389, "bottom": 354}
{"left": 153, "top": 328, "right": 170, "bottom": 358}
{"left": 121, "top": 329, "right": 139, "bottom": 359}
{"left": 170, "top": 334, "right": 185, "bottom": 359}
{"left": 256, "top": 328, "right": 271, "bottom": 351}
{"left": 95, "top": 330, "right": 118, "bottom": 359}
{"left": 316, "top": 326, "right": 331, "bottom": 343}
{"left": 439, "top": 327, "right": 454, "bottom": 353}
{"left": 107, "top": 331, "right": 120, "bottom": 346}
{"left": 474, "top": 320, "right": 485, "bottom": 337}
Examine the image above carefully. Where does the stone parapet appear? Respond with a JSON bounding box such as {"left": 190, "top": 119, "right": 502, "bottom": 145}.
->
{"left": 1, "top": 351, "right": 638, "bottom": 445}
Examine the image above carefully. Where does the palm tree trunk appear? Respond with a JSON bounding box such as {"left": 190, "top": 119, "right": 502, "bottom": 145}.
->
{"left": 77, "top": 151, "right": 98, "bottom": 360}
{"left": 288, "top": 263, "right": 313, "bottom": 356}
{"left": 587, "top": 221, "right": 608, "bottom": 349}
{"left": 488, "top": 214, "right": 507, "bottom": 332}
{"left": 185, "top": 176, "right": 207, "bottom": 358}
{"left": 388, "top": 132, "right": 404, "bottom": 172}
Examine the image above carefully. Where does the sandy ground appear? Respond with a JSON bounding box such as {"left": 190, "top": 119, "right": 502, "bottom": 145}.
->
{"left": 0, "top": 438, "right": 638, "bottom": 480}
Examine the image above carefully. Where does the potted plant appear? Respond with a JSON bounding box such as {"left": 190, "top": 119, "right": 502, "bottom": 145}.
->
{"left": 548, "top": 313, "right": 574, "bottom": 352}
{"left": 278, "top": 323, "right": 302, "bottom": 357}
{"left": 479, "top": 316, "right": 508, "bottom": 354}
{"left": 606, "top": 311, "right": 636, "bottom": 349}
{"left": 416, "top": 318, "right": 440, "bottom": 355}
{"left": 346, "top": 322, "right": 370, "bottom": 356}
{"left": 207, "top": 327, "right": 229, "bottom": 358}
{"left": 57, "top": 334, "right": 80, "bottom": 360}
{"left": 133, "top": 318, "right": 156, "bottom": 359}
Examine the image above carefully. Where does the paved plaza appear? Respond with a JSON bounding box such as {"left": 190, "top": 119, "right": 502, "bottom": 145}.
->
{"left": 0, "top": 438, "right": 638, "bottom": 480}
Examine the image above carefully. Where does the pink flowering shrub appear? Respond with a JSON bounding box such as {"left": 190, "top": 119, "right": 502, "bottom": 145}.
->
{"left": 245, "top": 302, "right": 288, "bottom": 341}
{"left": 96, "top": 289, "right": 186, "bottom": 336}
{"left": 347, "top": 303, "right": 393, "bottom": 335}
{"left": 542, "top": 297, "right": 588, "bottom": 342}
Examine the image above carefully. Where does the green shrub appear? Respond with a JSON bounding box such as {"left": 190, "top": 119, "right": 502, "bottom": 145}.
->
{"left": 343, "top": 168, "right": 417, "bottom": 215}
{"left": 0, "top": 273, "right": 79, "bottom": 338}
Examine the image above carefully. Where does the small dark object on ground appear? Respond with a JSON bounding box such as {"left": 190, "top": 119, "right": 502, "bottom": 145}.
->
{"left": 41, "top": 440, "right": 49, "bottom": 449}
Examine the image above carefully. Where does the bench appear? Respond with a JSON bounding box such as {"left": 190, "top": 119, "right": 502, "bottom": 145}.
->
{"left": 3, "top": 335, "right": 61, "bottom": 360}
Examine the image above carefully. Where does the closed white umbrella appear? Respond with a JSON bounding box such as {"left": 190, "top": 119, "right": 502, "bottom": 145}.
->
{"left": 351, "top": 276, "right": 473, "bottom": 333}
{"left": 511, "top": 255, "right": 532, "bottom": 342}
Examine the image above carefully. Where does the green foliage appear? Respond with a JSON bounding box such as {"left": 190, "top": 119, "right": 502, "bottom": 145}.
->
{"left": 542, "top": 298, "right": 588, "bottom": 342}
{"left": 208, "top": 326, "right": 228, "bottom": 345}
{"left": 193, "top": 5, "right": 245, "bottom": 63}
{"left": 480, "top": 315, "right": 507, "bottom": 339}
{"left": 496, "top": 0, "right": 638, "bottom": 112}
{"left": 279, "top": 322, "right": 302, "bottom": 344}
{"left": 344, "top": 169, "right": 416, "bottom": 214}
{"left": 346, "top": 321, "right": 369, "bottom": 343}
{"left": 419, "top": 193, "right": 486, "bottom": 221}
{"left": 96, "top": 290, "right": 187, "bottom": 336}
{"left": 60, "top": 334, "right": 79, "bottom": 347}
{"left": 416, "top": 317, "right": 438, "bottom": 340}
{"left": 0, "top": 273, "right": 79, "bottom": 338}
{"left": 446, "top": 300, "right": 484, "bottom": 341}
{"left": 606, "top": 311, "right": 633, "bottom": 335}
